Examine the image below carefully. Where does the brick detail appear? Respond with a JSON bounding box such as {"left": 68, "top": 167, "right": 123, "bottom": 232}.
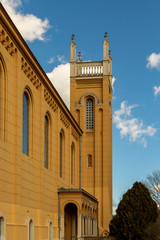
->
{"left": 60, "top": 111, "right": 70, "bottom": 128}
{"left": 0, "top": 28, "right": 17, "bottom": 56}
{"left": 71, "top": 127, "right": 79, "bottom": 141}
{"left": 44, "top": 89, "right": 58, "bottom": 111}
{"left": 21, "top": 57, "right": 41, "bottom": 89}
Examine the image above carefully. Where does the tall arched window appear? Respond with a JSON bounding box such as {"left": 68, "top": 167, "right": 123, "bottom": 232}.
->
{"left": 0, "top": 215, "right": 6, "bottom": 240}
{"left": 44, "top": 115, "right": 49, "bottom": 168}
{"left": 23, "top": 92, "right": 29, "bottom": 155}
{"left": 86, "top": 98, "right": 93, "bottom": 129}
{"left": 71, "top": 143, "right": 75, "bottom": 185}
{"left": 27, "top": 218, "right": 34, "bottom": 240}
{"left": 60, "top": 130, "right": 65, "bottom": 178}
{"left": 0, "top": 56, "right": 7, "bottom": 141}
{"left": 48, "top": 220, "right": 53, "bottom": 240}
{"left": 60, "top": 132, "right": 63, "bottom": 177}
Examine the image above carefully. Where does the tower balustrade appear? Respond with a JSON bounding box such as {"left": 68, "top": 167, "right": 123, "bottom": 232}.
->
{"left": 76, "top": 61, "right": 103, "bottom": 77}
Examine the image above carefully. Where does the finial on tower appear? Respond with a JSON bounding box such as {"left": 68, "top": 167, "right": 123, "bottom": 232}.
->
{"left": 104, "top": 32, "right": 108, "bottom": 40}
{"left": 71, "top": 34, "right": 75, "bottom": 43}
{"left": 77, "top": 51, "right": 82, "bottom": 62}
{"left": 78, "top": 51, "right": 81, "bottom": 59}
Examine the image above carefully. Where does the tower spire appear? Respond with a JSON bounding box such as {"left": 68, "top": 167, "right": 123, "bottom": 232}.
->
{"left": 71, "top": 34, "right": 75, "bottom": 43}
{"left": 70, "top": 34, "right": 77, "bottom": 77}
{"left": 103, "top": 32, "right": 109, "bottom": 60}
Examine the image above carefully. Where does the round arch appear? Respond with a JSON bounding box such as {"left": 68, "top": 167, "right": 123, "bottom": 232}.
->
{"left": 61, "top": 200, "right": 80, "bottom": 214}
{"left": 76, "top": 92, "right": 103, "bottom": 107}
{"left": 64, "top": 203, "right": 78, "bottom": 240}
{"left": 23, "top": 86, "right": 34, "bottom": 105}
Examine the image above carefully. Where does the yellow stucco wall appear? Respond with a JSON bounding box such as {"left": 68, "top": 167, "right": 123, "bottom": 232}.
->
{"left": 70, "top": 74, "right": 112, "bottom": 233}
{"left": 0, "top": 4, "right": 82, "bottom": 240}
{"left": 0, "top": 3, "right": 112, "bottom": 239}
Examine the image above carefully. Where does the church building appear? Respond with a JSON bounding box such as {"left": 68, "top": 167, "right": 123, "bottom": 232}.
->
{"left": 0, "top": 3, "right": 112, "bottom": 240}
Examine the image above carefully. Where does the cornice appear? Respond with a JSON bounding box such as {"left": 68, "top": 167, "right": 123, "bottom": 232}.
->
{"left": 0, "top": 3, "right": 83, "bottom": 136}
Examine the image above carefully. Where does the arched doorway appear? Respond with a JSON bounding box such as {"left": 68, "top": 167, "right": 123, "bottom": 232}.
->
{"left": 64, "top": 203, "right": 77, "bottom": 240}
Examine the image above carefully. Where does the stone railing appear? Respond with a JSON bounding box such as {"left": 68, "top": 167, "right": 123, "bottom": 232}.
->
{"left": 76, "top": 61, "right": 103, "bottom": 77}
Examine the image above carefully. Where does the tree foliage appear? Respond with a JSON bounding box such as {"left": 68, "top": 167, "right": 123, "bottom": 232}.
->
{"left": 145, "top": 210, "right": 160, "bottom": 240}
{"left": 109, "top": 181, "right": 158, "bottom": 240}
{"left": 144, "top": 170, "right": 160, "bottom": 207}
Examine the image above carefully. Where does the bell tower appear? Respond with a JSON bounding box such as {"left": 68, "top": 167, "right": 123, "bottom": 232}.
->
{"left": 70, "top": 33, "right": 112, "bottom": 234}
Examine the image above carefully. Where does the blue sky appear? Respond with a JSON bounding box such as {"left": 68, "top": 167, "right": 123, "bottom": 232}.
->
{"left": 2, "top": 0, "right": 160, "bottom": 206}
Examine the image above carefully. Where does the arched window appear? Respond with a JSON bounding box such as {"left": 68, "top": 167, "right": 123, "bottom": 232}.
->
{"left": 71, "top": 143, "right": 75, "bottom": 185}
{"left": 44, "top": 115, "right": 49, "bottom": 168}
{"left": 60, "top": 132, "right": 63, "bottom": 177}
{"left": 48, "top": 220, "right": 53, "bottom": 240}
{"left": 27, "top": 218, "right": 34, "bottom": 240}
{"left": 0, "top": 56, "right": 7, "bottom": 141}
{"left": 88, "top": 154, "right": 92, "bottom": 167}
{"left": 60, "top": 130, "right": 65, "bottom": 178}
{"left": 23, "top": 92, "right": 29, "bottom": 155}
{"left": 86, "top": 98, "right": 93, "bottom": 129}
{"left": 0, "top": 215, "right": 6, "bottom": 240}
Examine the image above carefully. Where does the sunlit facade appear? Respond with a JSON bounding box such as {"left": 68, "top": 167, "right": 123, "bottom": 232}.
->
{"left": 0, "top": 3, "right": 112, "bottom": 240}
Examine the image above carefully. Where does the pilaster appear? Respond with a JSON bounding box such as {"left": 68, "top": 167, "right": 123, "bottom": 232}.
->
{"left": 60, "top": 213, "right": 64, "bottom": 240}
{"left": 77, "top": 213, "right": 83, "bottom": 240}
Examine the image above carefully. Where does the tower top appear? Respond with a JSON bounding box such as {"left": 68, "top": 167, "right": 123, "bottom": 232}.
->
{"left": 104, "top": 32, "right": 108, "bottom": 40}
{"left": 71, "top": 34, "right": 75, "bottom": 43}
{"left": 70, "top": 33, "right": 112, "bottom": 77}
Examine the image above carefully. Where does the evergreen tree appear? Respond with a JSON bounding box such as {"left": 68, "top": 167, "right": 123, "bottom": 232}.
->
{"left": 109, "top": 181, "right": 158, "bottom": 240}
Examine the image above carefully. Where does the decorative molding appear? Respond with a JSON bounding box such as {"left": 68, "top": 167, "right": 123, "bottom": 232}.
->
{"left": 75, "top": 92, "right": 103, "bottom": 107}
{"left": 71, "top": 126, "right": 79, "bottom": 141}
{"left": 44, "top": 89, "right": 58, "bottom": 112}
{"left": 0, "top": 28, "right": 17, "bottom": 56}
{"left": 21, "top": 57, "right": 41, "bottom": 89}
{"left": 60, "top": 111, "right": 70, "bottom": 128}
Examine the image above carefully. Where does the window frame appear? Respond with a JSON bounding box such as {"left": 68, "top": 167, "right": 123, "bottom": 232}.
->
{"left": 22, "top": 92, "right": 29, "bottom": 155}
{"left": 22, "top": 87, "right": 33, "bottom": 157}
{"left": 44, "top": 113, "right": 50, "bottom": 169}
{"left": 0, "top": 214, "right": 6, "bottom": 240}
{"left": 0, "top": 55, "right": 7, "bottom": 141}
{"left": 86, "top": 98, "right": 94, "bottom": 130}
{"left": 48, "top": 220, "right": 53, "bottom": 240}
{"left": 26, "top": 217, "right": 34, "bottom": 240}
{"left": 71, "top": 142, "right": 75, "bottom": 185}
{"left": 88, "top": 154, "right": 92, "bottom": 167}
{"left": 59, "top": 129, "right": 65, "bottom": 178}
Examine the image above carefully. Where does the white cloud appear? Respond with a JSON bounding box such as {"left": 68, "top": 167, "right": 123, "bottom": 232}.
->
{"left": 1, "top": 0, "right": 51, "bottom": 42}
{"left": 147, "top": 52, "right": 160, "bottom": 70}
{"left": 57, "top": 55, "right": 67, "bottom": 64}
{"left": 112, "top": 76, "right": 116, "bottom": 87}
{"left": 113, "top": 101, "right": 156, "bottom": 147}
{"left": 153, "top": 86, "right": 160, "bottom": 96}
{"left": 47, "top": 63, "right": 70, "bottom": 109}
{"left": 48, "top": 57, "right": 55, "bottom": 64}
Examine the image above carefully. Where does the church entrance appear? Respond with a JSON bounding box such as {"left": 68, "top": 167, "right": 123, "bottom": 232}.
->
{"left": 64, "top": 203, "right": 77, "bottom": 240}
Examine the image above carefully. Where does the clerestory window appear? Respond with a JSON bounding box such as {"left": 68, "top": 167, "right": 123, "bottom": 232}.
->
{"left": 71, "top": 143, "right": 75, "bottom": 185}
{"left": 44, "top": 115, "right": 49, "bottom": 168}
{"left": 23, "top": 92, "right": 29, "bottom": 155}
{"left": 59, "top": 130, "right": 65, "bottom": 178}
